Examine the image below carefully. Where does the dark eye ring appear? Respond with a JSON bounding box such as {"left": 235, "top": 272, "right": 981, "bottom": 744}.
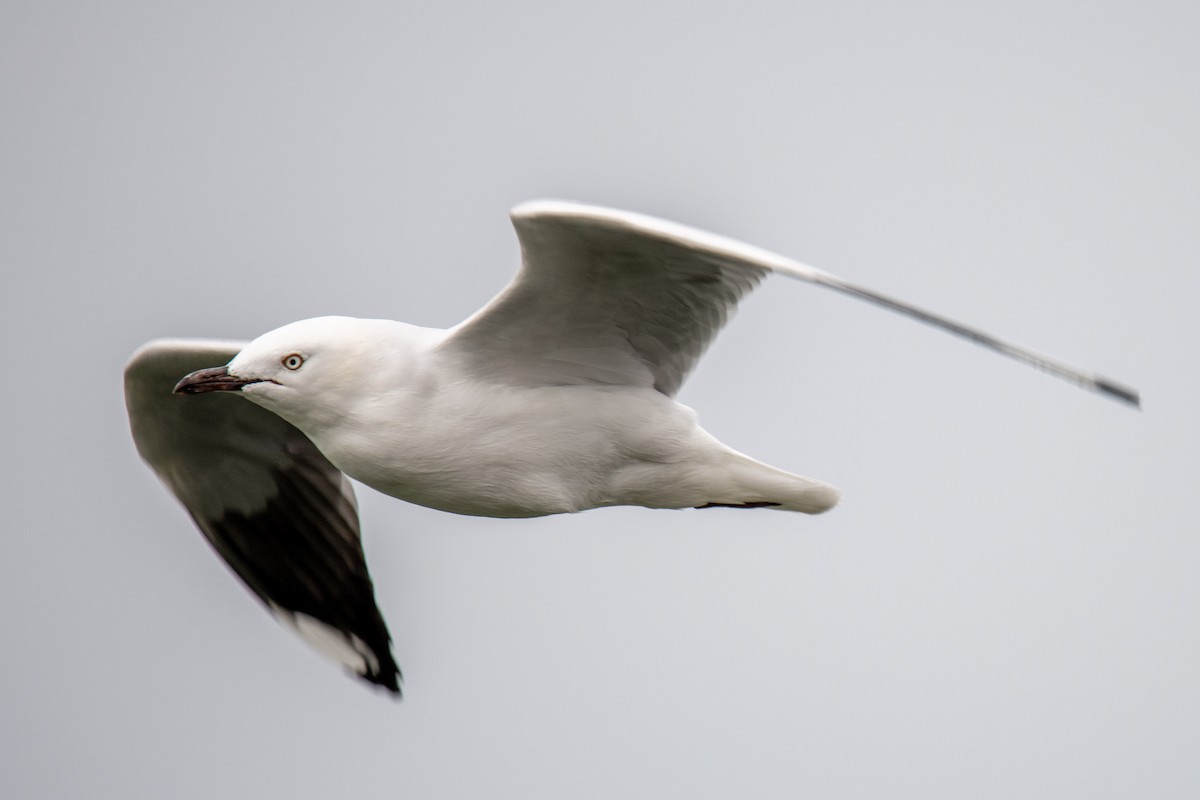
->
{"left": 282, "top": 353, "right": 304, "bottom": 370}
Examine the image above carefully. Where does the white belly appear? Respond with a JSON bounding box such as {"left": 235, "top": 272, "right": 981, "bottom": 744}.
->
{"left": 318, "top": 383, "right": 701, "bottom": 518}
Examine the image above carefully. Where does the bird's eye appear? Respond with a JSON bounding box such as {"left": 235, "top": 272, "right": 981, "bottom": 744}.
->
{"left": 282, "top": 353, "right": 304, "bottom": 370}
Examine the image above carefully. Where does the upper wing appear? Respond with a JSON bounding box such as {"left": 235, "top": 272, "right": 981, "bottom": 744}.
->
{"left": 445, "top": 201, "right": 1139, "bottom": 406}
{"left": 124, "top": 339, "right": 401, "bottom": 695}
{"left": 445, "top": 201, "right": 769, "bottom": 397}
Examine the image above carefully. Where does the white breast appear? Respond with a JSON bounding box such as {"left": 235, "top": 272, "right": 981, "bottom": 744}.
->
{"left": 320, "top": 379, "right": 700, "bottom": 518}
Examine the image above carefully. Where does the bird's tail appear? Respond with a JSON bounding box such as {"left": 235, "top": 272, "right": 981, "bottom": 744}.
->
{"left": 700, "top": 450, "right": 840, "bottom": 514}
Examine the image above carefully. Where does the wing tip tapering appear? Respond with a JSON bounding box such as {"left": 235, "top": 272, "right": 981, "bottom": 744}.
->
{"left": 1094, "top": 377, "right": 1141, "bottom": 409}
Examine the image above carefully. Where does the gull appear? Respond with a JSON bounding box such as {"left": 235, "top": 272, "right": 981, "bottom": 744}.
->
{"left": 125, "top": 200, "right": 1139, "bottom": 696}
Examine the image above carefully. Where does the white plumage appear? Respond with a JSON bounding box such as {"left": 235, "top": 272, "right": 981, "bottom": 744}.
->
{"left": 125, "top": 200, "right": 1138, "bottom": 696}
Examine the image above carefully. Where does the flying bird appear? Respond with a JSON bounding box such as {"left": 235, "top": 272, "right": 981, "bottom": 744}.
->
{"left": 125, "top": 200, "right": 1139, "bottom": 696}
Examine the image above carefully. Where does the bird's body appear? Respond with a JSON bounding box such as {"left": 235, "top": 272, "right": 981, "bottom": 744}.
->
{"left": 244, "top": 316, "right": 837, "bottom": 519}
{"left": 126, "top": 200, "right": 1137, "bottom": 696}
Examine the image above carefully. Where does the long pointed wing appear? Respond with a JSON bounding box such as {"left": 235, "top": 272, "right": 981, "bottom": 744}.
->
{"left": 445, "top": 200, "right": 1139, "bottom": 407}
{"left": 124, "top": 339, "right": 401, "bottom": 695}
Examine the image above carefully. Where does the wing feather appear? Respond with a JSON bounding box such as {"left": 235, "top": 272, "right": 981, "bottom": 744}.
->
{"left": 446, "top": 201, "right": 1138, "bottom": 406}
{"left": 446, "top": 201, "right": 767, "bottom": 397}
{"left": 124, "top": 339, "right": 401, "bottom": 695}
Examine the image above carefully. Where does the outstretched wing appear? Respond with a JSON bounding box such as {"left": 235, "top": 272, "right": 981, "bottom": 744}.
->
{"left": 124, "top": 339, "right": 401, "bottom": 695}
{"left": 445, "top": 200, "right": 1139, "bottom": 406}
{"left": 445, "top": 201, "right": 768, "bottom": 397}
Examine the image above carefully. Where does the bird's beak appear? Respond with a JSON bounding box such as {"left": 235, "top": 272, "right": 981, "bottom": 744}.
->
{"left": 173, "top": 366, "right": 262, "bottom": 395}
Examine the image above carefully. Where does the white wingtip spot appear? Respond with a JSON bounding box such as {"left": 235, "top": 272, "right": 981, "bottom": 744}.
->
{"left": 270, "top": 605, "right": 379, "bottom": 677}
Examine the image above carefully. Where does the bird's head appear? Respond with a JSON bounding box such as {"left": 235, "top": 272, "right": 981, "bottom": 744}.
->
{"left": 173, "top": 316, "right": 390, "bottom": 431}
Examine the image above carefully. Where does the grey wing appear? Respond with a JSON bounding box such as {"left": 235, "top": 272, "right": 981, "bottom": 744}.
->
{"left": 444, "top": 201, "right": 769, "bottom": 397}
{"left": 445, "top": 201, "right": 1139, "bottom": 406}
{"left": 124, "top": 339, "right": 401, "bottom": 695}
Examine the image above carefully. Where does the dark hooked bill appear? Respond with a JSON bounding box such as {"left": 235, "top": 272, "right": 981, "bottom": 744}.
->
{"left": 173, "top": 366, "right": 267, "bottom": 395}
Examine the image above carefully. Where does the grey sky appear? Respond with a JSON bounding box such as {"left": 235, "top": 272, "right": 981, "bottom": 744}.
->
{"left": 2, "top": 1, "right": 1196, "bottom": 798}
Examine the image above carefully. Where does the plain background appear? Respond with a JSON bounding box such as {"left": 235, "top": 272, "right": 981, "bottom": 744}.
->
{"left": 2, "top": 2, "right": 1196, "bottom": 797}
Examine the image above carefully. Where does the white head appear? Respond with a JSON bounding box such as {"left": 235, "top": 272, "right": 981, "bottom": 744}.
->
{"left": 173, "top": 316, "right": 396, "bottom": 433}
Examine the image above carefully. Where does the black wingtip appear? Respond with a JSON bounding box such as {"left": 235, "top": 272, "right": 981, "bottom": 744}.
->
{"left": 357, "top": 639, "right": 402, "bottom": 698}
{"left": 361, "top": 669, "right": 403, "bottom": 699}
{"left": 1095, "top": 378, "right": 1141, "bottom": 410}
{"left": 371, "top": 661, "right": 403, "bottom": 698}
